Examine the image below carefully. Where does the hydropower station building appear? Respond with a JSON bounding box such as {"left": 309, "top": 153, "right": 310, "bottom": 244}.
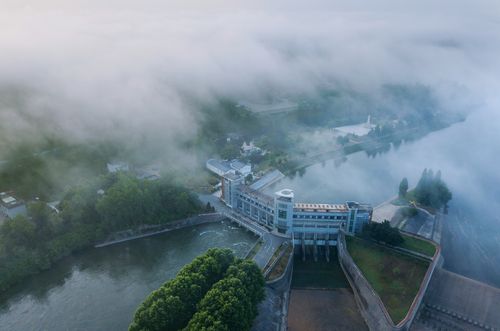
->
{"left": 221, "top": 171, "right": 372, "bottom": 246}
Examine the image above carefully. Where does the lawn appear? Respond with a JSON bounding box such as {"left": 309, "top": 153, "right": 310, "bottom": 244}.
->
{"left": 346, "top": 236, "right": 429, "bottom": 324}
{"left": 292, "top": 252, "right": 349, "bottom": 289}
{"left": 267, "top": 244, "right": 293, "bottom": 281}
{"left": 399, "top": 234, "right": 436, "bottom": 257}
{"left": 245, "top": 239, "right": 263, "bottom": 260}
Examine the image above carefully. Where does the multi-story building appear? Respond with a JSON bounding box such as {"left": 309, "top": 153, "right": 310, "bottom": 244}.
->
{"left": 221, "top": 172, "right": 372, "bottom": 246}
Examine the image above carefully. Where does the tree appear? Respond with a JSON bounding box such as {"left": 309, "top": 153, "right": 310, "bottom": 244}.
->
{"left": 413, "top": 169, "right": 452, "bottom": 210}
{"left": 399, "top": 177, "right": 409, "bottom": 198}
{"left": 184, "top": 259, "right": 265, "bottom": 331}
{"left": 245, "top": 174, "right": 253, "bottom": 184}
{"left": 0, "top": 172, "right": 204, "bottom": 294}
{"left": 362, "top": 220, "right": 404, "bottom": 246}
{"left": 129, "top": 248, "right": 236, "bottom": 331}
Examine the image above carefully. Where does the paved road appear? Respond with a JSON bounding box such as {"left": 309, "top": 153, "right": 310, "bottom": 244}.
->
{"left": 254, "top": 232, "right": 287, "bottom": 269}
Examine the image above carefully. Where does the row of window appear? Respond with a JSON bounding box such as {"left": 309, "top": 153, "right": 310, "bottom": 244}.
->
{"left": 293, "top": 214, "right": 347, "bottom": 220}
{"left": 238, "top": 194, "right": 273, "bottom": 213}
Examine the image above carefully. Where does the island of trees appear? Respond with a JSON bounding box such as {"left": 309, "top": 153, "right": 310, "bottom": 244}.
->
{"left": 399, "top": 169, "right": 452, "bottom": 212}
{"left": 129, "top": 248, "right": 265, "bottom": 331}
{"left": 0, "top": 172, "right": 206, "bottom": 292}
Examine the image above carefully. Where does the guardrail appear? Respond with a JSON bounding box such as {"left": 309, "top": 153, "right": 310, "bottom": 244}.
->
{"left": 222, "top": 212, "right": 267, "bottom": 237}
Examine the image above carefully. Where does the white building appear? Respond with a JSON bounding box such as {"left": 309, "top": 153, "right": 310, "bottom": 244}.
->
{"left": 107, "top": 161, "right": 129, "bottom": 173}
{"left": 206, "top": 159, "right": 252, "bottom": 177}
{"left": 332, "top": 115, "right": 375, "bottom": 137}
{"left": 241, "top": 141, "right": 262, "bottom": 156}
{"left": 0, "top": 192, "right": 27, "bottom": 220}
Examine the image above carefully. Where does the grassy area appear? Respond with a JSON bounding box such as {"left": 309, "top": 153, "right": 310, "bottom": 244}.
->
{"left": 292, "top": 252, "right": 349, "bottom": 289}
{"left": 399, "top": 234, "right": 436, "bottom": 257}
{"left": 266, "top": 244, "right": 293, "bottom": 281}
{"left": 263, "top": 242, "right": 289, "bottom": 272}
{"left": 346, "top": 236, "right": 429, "bottom": 324}
{"left": 245, "top": 239, "right": 263, "bottom": 260}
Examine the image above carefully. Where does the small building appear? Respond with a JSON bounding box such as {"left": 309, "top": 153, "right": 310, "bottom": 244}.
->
{"left": 241, "top": 141, "right": 262, "bottom": 156}
{"left": 136, "top": 164, "right": 161, "bottom": 181}
{"left": 332, "top": 115, "right": 375, "bottom": 137}
{"left": 0, "top": 192, "right": 27, "bottom": 219}
{"left": 107, "top": 161, "right": 129, "bottom": 173}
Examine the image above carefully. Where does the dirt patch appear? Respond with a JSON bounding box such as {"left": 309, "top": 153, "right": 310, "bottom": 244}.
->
{"left": 288, "top": 289, "right": 368, "bottom": 331}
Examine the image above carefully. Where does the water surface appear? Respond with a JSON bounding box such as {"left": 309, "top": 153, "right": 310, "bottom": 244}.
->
{"left": 0, "top": 221, "right": 257, "bottom": 331}
{"left": 276, "top": 110, "right": 500, "bottom": 287}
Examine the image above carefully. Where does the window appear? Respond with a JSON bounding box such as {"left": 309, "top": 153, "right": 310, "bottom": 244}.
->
{"left": 278, "top": 210, "right": 287, "bottom": 219}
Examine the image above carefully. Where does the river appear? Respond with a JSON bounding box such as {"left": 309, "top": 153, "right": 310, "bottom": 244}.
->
{"left": 272, "top": 109, "right": 500, "bottom": 288}
{"left": 1, "top": 110, "right": 499, "bottom": 330}
{"left": 0, "top": 221, "right": 257, "bottom": 331}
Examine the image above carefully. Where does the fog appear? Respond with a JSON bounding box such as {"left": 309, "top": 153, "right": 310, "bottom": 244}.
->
{"left": 1, "top": 0, "right": 500, "bottom": 322}
{"left": 1, "top": 0, "right": 500, "bottom": 160}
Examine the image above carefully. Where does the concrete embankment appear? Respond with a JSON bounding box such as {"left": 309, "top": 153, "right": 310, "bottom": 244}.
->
{"left": 337, "top": 231, "right": 442, "bottom": 331}
{"left": 95, "top": 213, "right": 226, "bottom": 248}
{"left": 413, "top": 268, "right": 500, "bottom": 331}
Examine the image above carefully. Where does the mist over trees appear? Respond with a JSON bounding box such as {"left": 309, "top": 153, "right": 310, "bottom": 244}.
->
{"left": 399, "top": 177, "right": 409, "bottom": 198}
{"left": 0, "top": 173, "right": 203, "bottom": 292}
{"left": 413, "top": 169, "right": 452, "bottom": 210}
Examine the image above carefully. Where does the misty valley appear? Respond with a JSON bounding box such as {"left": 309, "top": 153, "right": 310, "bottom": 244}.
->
{"left": 1, "top": 1, "right": 500, "bottom": 331}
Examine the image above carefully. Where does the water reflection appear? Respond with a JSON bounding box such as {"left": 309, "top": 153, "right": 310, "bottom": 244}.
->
{"left": 278, "top": 110, "right": 500, "bottom": 287}
{"left": 0, "top": 221, "right": 257, "bottom": 331}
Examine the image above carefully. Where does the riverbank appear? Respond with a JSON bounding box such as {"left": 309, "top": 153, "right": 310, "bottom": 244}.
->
{"left": 0, "top": 222, "right": 257, "bottom": 331}
{"left": 283, "top": 121, "right": 460, "bottom": 175}
{"left": 94, "top": 213, "right": 225, "bottom": 248}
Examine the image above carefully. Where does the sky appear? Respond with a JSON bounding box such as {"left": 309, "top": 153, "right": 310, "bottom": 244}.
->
{"left": 1, "top": 0, "right": 499, "bottom": 160}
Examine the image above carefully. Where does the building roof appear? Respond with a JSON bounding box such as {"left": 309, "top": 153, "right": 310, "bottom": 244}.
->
{"left": 294, "top": 202, "right": 348, "bottom": 212}
{"left": 0, "top": 192, "right": 24, "bottom": 209}
{"left": 207, "top": 159, "right": 232, "bottom": 173}
{"left": 223, "top": 172, "right": 243, "bottom": 181}
{"left": 249, "top": 169, "right": 284, "bottom": 191}
{"left": 107, "top": 161, "right": 129, "bottom": 173}
{"left": 346, "top": 201, "right": 372, "bottom": 211}
{"left": 229, "top": 159, "right": 248, "bottom": 171}
{"left": 240, "top": 186, "right": 274, "bottom": 205}
{"left": 275, "top": 189, "right": 294, "bottom": 199}
{"left": 207, "top": 158, "right": 250, "bottom": 175}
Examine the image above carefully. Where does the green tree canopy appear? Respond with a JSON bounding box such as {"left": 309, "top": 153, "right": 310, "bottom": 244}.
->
{"left": 399, "top": 177, "right": 409, "bottom": 198}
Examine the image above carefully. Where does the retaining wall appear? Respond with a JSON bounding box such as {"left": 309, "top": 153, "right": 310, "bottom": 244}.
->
{"left": 266, "top": 246, "right": 294, "bottom": 291}
{"left": 337, "top": 231, "right": 442, "bottom": 331}
{"left": 95, "top": 213, "right": 226, "bottom": 248}
{"left": 266, "top": 246, "right": 294, "bottom": 331}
